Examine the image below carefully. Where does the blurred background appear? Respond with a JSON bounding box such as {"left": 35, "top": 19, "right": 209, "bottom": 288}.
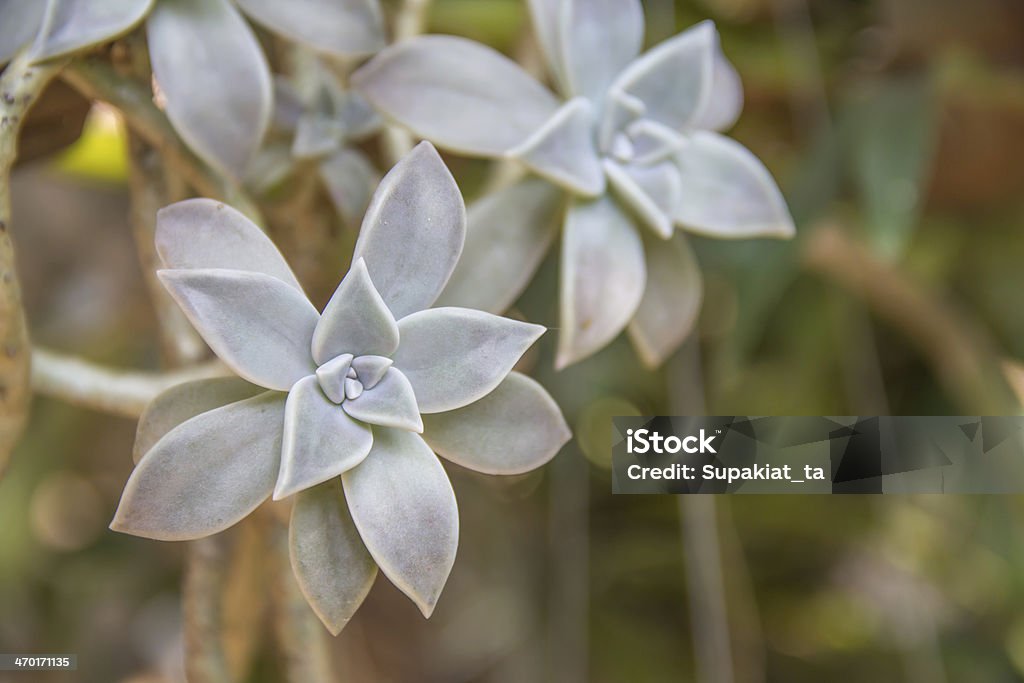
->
{"left": 3, "top": 0, "right": 1024, "bottom": 681}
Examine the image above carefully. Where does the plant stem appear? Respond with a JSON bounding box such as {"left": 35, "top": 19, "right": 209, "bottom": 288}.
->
{"left": 126, "top": 133, "right": 206, "bottom": 364}
{"left": 31, "top": 347, "right": 225, "bottom": 418}
{"left": 0, "top": 52, "right": 64, "bottom": 475}
{"left": 804, "top": 224, "right": 1020, "bottom": 414}
{"left": 546, "top": 446, "right": 589, "bottom": 683}
{"left": 668, "top": 339, "right": 737, "bottom": 683}
{"left": 61, "top": 60, "right": 264, "bottom": 225}
{"left": 184, "top": 536, "right": 234, "bottom": 683}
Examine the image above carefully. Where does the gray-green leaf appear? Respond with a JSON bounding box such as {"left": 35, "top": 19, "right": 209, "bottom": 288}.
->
{"left": 235, "top": 0, "right": 384, "bottom": 57}
{"left": 423, "top": 372, "right": 570, "bottom": 474}
{"left": 112, "top": 391, "right": 286, "bottom": 541}
{"left": 0, "top": 0, "right": 46, "bottom": 65}
{"left": 148, "top": 0, "right": 272, "bottom": 178}
{"left": 133, "top": 376, "right": 262, "bottom": 463}
{"left": 30, "top": 0, "right": 154, "bottom": 63}
{"left": 352, "top": 35, "right": 560, "bottom": 157}
{"left": 290, "top": 479, "right": 378, "bottom": 636}
{"left": 342, "top": 427, "right": 458, "bottom": 618}
{"left": 627, "top": 232, "right": 702, "bottom": 368}
{"left": 436, "top": 178, "right": 563, "bottom": 314}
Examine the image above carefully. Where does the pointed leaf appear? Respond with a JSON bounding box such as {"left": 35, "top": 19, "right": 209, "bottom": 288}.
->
{"left": 290, "top": 479, "right": 377, "bottom": 635}
{"left": 608, "top": 20, "right": 715, "bottom": 132}
{"left": 394, "top": 308, "right": 545, "bottom": 414}
{"left": 334, "top": 90, "right": 381, "bottom": 140}
{"left": 314, "top": 353, "right": 353, "bottom": 404}
{"left": 508, "top": 98, "right": 604, "bottom": 196}
{"left": 604, "top": 158, "right": 681, "bottom": 239}
{"left": 557, "top": 196, "right": 646, "bottom": 369}
{"left": 236, "top": 0, "right": 384, "bottom": 57}
{"left": 159, "top": 269, "right": 319, "bottom": 391}
{"left": 342, "top": 428, "right": 458, "bottom": 617}
{"left": 693, "top": 50, "right": 743, "bottom": 132}
{"left": 148, "top": 0, "right": 273, "bottom": 178}
{"left": 111, "top": 391, "right": 286, "bottom": 541}
{"left": 292, "top": 113, "right": 344, "bottom": 160}
{"left": 627, "top": 232, "right": 703, "bottom": 368}
{"left": 29, "top": 0, "right": 154, "bottom": 62}
{"left": 274, "top": 376, "right": 373, "bottom": 500}
{"left": 353, "top": 143, "right": 466, "bottom": 318}
{"left": 436, "top": 178, "right": 563, "bottom": 314}
{"left": 352, "top": 36, "right": 560, "bottom": 156}
{"left": 673, "top": 131, "right": 795, "bottom": 239}
{"left": 0, "top": 1, "right": 46, "bottom": 65}
{"left": 156, "top": 198, "right": 303, "bottom": 291}
{"left": 312, "top": 259, "right": 399, "bottom": 365}
{"left": 320, "top": 148, "right": 380, "bottom": 229}
{"left": 342, "top": 368, "right": 422, "bottom": 433}
{"left": 623, "top": 118, "right": 685, "bottom": 165}
{"left": 134, "top": 376, "right": 263, "bottom": 463}
{"left": 560, "top": 0, "right": 644, "bottom": 102}
{"left": 350, "top": 355, "right": 392, "bottom": 390}
{"left": 423, "top": 372, "right": 570, "bottom": 474}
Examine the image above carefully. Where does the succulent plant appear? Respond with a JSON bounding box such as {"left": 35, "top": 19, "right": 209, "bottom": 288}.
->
{"left": 250, "top": 61, "right": 382, "bottom": 228}
{"left": 0, "top": 0, "right": 385, "bottom": 179}
{"left": 353, "top": 0, "right": 796, "bottom": 369}
{"left": 112, "top": 143, "right": 571, "bottom": 633}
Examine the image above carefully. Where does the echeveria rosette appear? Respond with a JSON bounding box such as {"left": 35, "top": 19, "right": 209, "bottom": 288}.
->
{"left": 113, "top": 143, "right": 571, "bottom": 634}
{"left": 252, "top": 63, "right": 382, "bottom": 228}
{"left": 352, "top": 0, "right": 796, "bottom": 369}
{"left": 0, "top": 0, "right": 385, "bottom": 179}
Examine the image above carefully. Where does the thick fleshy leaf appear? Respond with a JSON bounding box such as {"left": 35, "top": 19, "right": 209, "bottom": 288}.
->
{"left": 350, "top": 355, "right": 392, "bottom": 390}
{"left": 315, "top": 353, "right": 353, "bottom": 404}
{"left": 525, "top": 0, "right": 567, "bottom": 90}
{"left": 112, "top": 391, "right": 286, "bottom": 541}
{"left": 608, "top": 20, "right": 715, "bottom": 132}
{"left": 0, "top": 1, "right": 46, "bottom": 65}
{"left": 320, "top": 148, "right": 380, "bottom": 228}
{"left": 341, "top": 428, "right": 458, "bottom": 617}
{"left": 353, "top": 143, "right": 466, "bottom": 319}
{"left": 312, "top": 259, "right": 399, "bottom": 365}
{"left": 133, "top": 376, "right": 262, "bottom": 463}
{"left": 342, "top": 368, "right": 423, "bottom": 433}
{"left": 290, "top": 479, "right": 377, "bottom": 635}
{"left": 29, "top": 0, "right": 153, "bottom": 62}
{"left": 334, "top": 90, "right": 380, "bottom": 140}
{"left": 274, "top": 376, "right": 373, "bottom": 500}
{"left": 352, "top": 36, "right": 560, "bottom": 157}
{"left": 508, "top": 98, "right": 604, "bottom": 196}
{"left": 436, "top": 178, "right": 563, "bottom": 314}
{"left": 159, "top": 269, "right": 319, "bottom": 391}
{"left": 692, "top": 50, "right": 743, "bottom": 132}
{"left": 423, "top": 372, "right": 570, "bottom": 475}
{"left": 394, "top": 308, "right": 545, "bottom": 414}
{"left": 235, "top": 0, "right": 384, "bottom": 57}
{"left": 292, "top": 113, "right": 344, "bottom": 160}
{"left": 603, "top": 159, "right": 681, "bottom": 239}
{"left": 623, "top": 118, "right": 685, "bottom": 165}
{"left": 148, "top": 0, "right": 273, "bottom": 178}
{"left": 155, "top": 198, "right": 302, "bottom": 291}
{"left": 673, "top": 131, "right": 795, "bottom": 239}
{"left": 627, "top": 232, "right": 703, "bottom": 368}
{"left": 557, "top": 196, "right": 646, "bottom": 369}
{"left": 560, "top": 0, "right": 644, "bottom": 102}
